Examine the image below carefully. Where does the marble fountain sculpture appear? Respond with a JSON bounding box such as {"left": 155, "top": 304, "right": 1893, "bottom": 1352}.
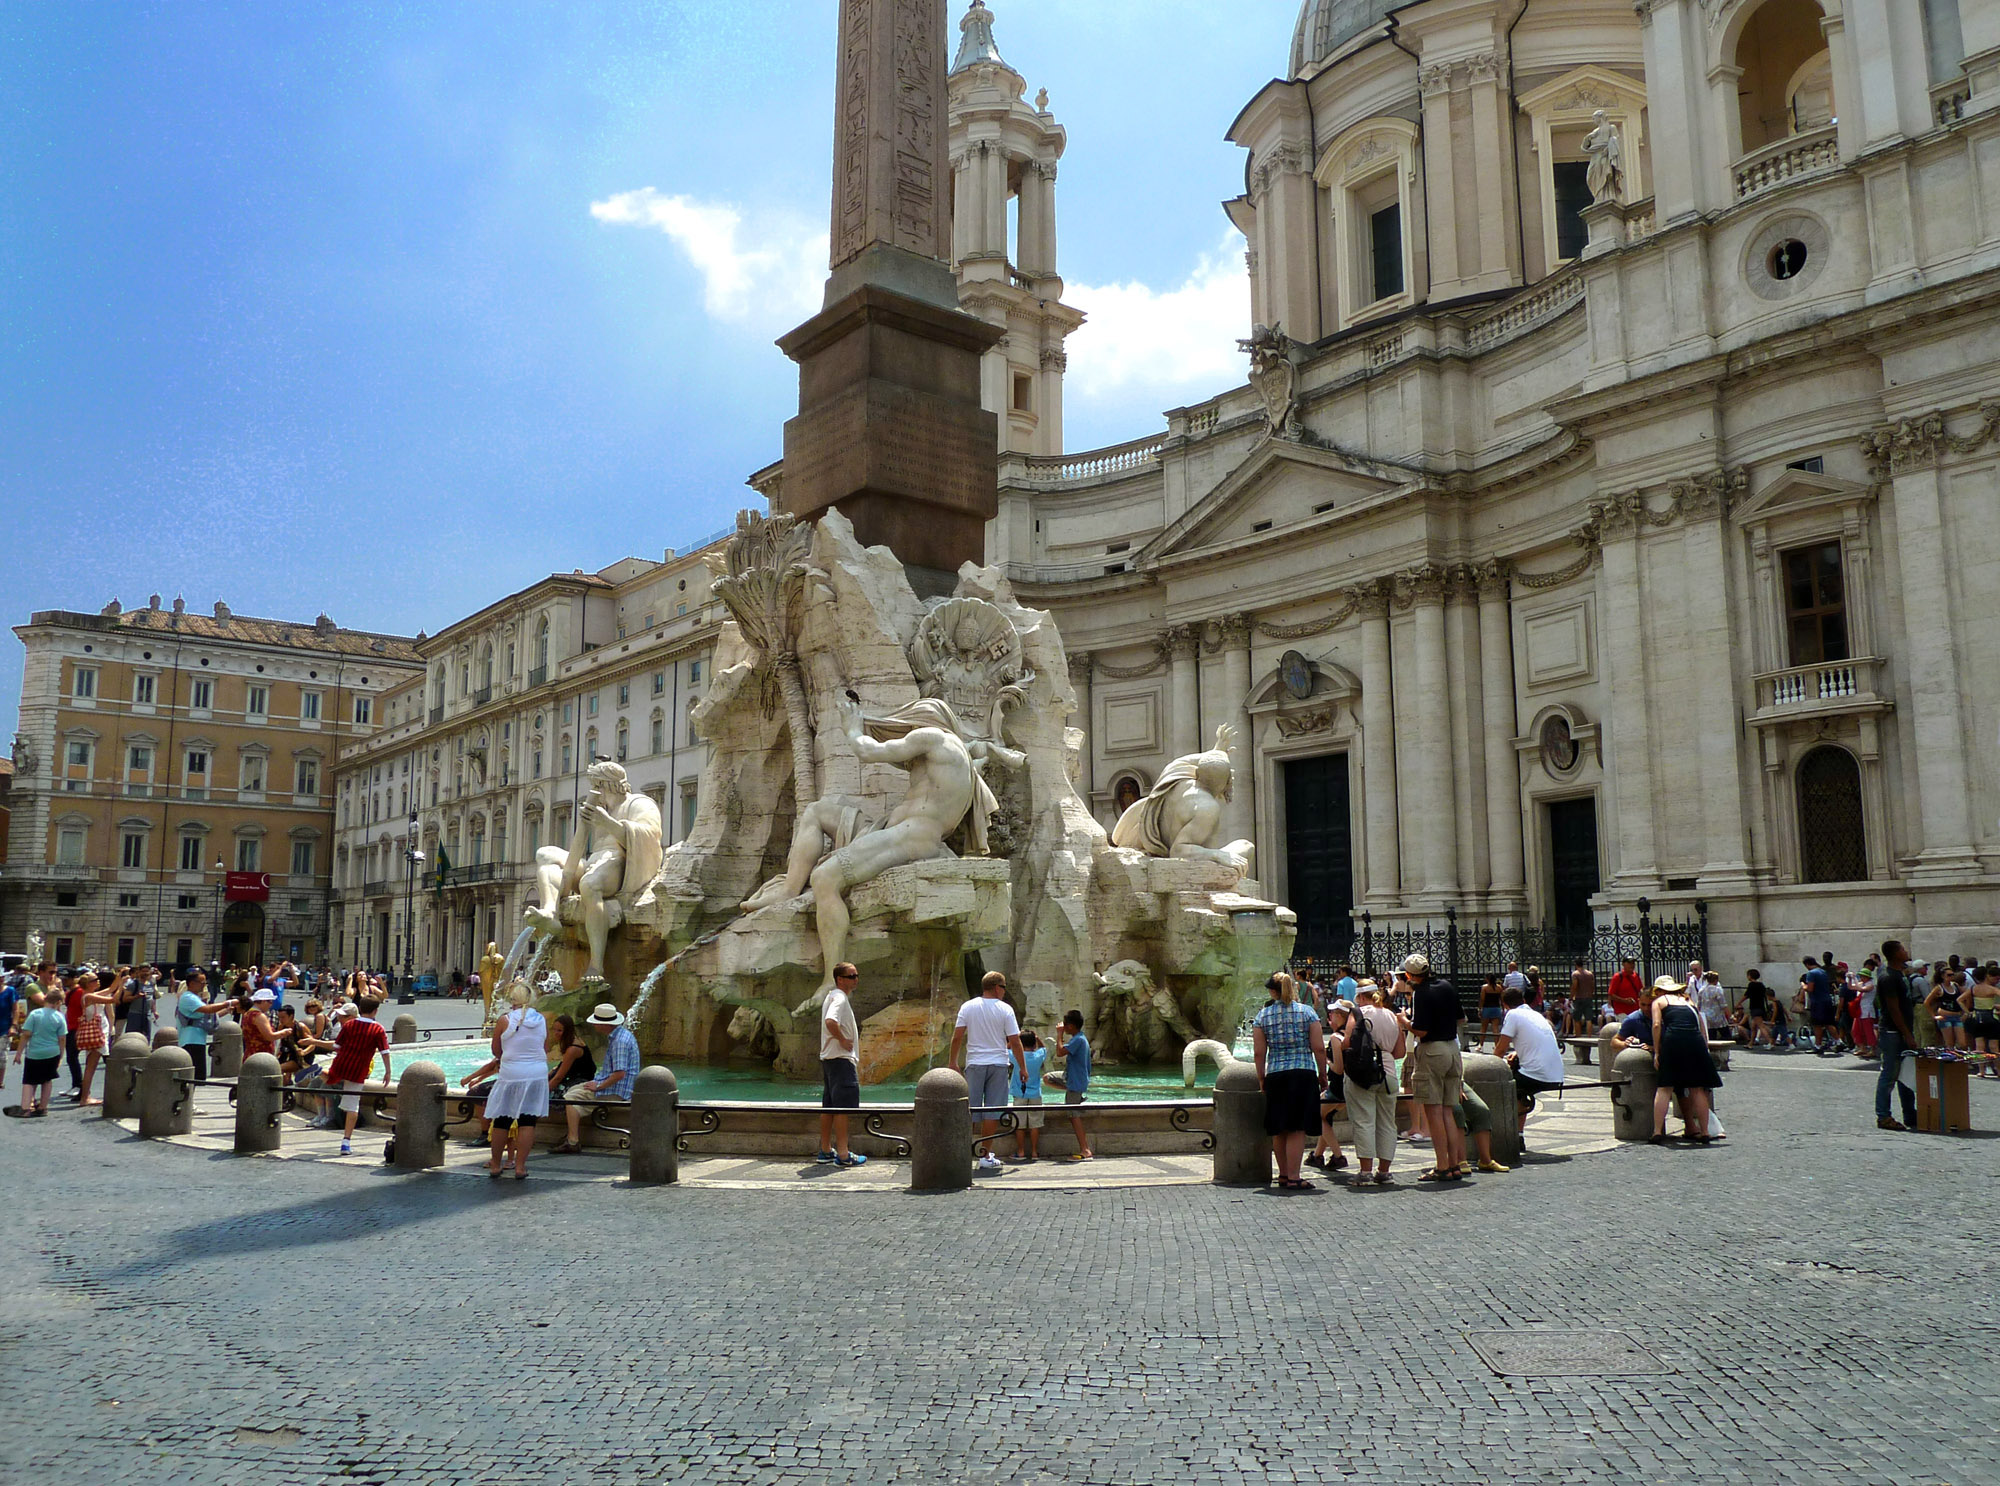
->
{"left": 508, "top": 507, "right": 1294, "bottom": 1083}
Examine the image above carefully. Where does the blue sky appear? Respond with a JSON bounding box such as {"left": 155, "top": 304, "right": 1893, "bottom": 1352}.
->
{"left": 1, "top": 2, "right": 1291, "bottom": 739}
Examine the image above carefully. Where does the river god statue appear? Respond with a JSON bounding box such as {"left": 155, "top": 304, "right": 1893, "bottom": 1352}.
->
{"left": 1110, "top": 724, "right": 1256, "bottom": 878}
{"left": 523, "top": 758, "right": 663, "bottom": 983}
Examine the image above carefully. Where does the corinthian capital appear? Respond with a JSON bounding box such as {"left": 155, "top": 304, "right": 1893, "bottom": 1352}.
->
{"left": 1212, "top": 613, "right": 1253, "bottom": 650}
{"left": 1354, "top": 578, "right": 1395, "bottom": 621}
{"left": 1165, "top": 623, "right": 1203, "bottom": 660}
{"left": 1474, "top": 558, "right": 1513, "bottom": 597}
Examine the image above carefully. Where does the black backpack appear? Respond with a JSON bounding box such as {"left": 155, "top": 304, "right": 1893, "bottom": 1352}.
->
{"left": 1343, "top": 1009, "right": 1385, "bottom": 1089}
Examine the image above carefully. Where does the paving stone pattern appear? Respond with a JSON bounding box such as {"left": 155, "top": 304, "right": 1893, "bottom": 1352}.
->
{"left": 1, "top": 1055, "right": 1995, "bottom": 1485}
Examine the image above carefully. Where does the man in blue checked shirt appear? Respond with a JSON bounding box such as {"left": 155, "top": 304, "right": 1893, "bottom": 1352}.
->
{"left": 562, "top": 1002, "right": 642, "bottom": 1150}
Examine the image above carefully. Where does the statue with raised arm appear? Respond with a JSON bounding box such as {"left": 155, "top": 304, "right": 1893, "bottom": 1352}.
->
{"left": 1582, "top": 110, "right": 1623, "bottom": 204}
{"left": 1111, "top": 724, "right": 1256, "bottom": 878}
{"left": 742, "top": 694, "right": 994, "bottom": 997}
{"left": 523, "top": 758, "right": 663, "bottom": 983}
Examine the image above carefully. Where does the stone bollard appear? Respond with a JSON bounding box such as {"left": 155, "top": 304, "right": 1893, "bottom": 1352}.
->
{"left": 1211, "top": 1061, "right": 1272, "bottom": 1187}
{"left": 628, "top": 1066, "right": 680, "bottom": 1185}
{"left": 391, "top": 1014, "right": 419, "bottom": 1045}
{"left": 234, "top": 1052, "right": 284, "bottom": 1154}
{"left": 909, "top": 1067, "right": 972, "bottom": 1193}
{"left": 393, "top": 1062, "right": 448, "bottom": 1170}
{"left": 210, "top": 1017, "right": 243, "bottom": 1078}
{"left": 1461, "top": 1052, "right": 1523, "bottom": 1165}
{"left": 1609, "top": 1046, "right": 1659, "bottom": 1142}
{"left": 1597, "top": 1023, "right": 1625, "bottom": 1072}
{"left": 151, "top": 1026, "right": 180, "bottom": 1049}
{"left": 1708, "top": 1039, "right": 1733, "bottom": 1072}
{"left": 137, "top": 1045, "right": 196, "bottom": 1139}
{"left": 104, "top": 1033, "right": 152, "bottom": 1120}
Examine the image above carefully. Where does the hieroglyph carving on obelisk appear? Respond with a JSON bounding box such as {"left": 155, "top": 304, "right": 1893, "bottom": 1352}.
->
{"left": 832, "top": 0, "right": 952, "bottom": 269}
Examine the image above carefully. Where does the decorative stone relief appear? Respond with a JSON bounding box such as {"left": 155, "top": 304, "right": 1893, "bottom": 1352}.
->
{"left": 1274, "top": 707, "right": 1337, "bottom": 740}
{"left": 1239, "top": 323, "right": 1300, "bottom": 436}
{"left": 1861, "top": 402, "right": 2000, "bottom": 476}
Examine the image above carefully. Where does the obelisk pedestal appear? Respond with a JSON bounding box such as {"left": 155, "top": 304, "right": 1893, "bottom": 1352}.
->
{"left": 778, "top": 0, "right": 1002, "bottom": 591}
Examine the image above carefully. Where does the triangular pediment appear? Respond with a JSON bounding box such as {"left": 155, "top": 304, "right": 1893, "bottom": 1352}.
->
{"left": 1730, "top": 468, "right": 1873, "bottom": 528}
{"left": 1142, "top": 437, "right": 1409, "bottom": 563}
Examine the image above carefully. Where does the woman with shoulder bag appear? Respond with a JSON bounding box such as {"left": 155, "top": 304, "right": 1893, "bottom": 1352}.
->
{"left": 1333, "top": 984, "right": 1405, "bottom": 1186}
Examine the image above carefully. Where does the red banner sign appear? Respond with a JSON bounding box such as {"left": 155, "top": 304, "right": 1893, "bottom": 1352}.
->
{"left": 225, "top": 871, "right": 271, "bottom": 902}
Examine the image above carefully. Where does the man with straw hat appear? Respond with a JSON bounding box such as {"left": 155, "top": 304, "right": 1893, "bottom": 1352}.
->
{"left": 561, "top": 1002, "right": 641, "bottom": 1152}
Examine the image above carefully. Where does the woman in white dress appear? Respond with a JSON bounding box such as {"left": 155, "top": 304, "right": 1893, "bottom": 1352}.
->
{"left": 484, "top": 984, "right": 550, "bottom": 1179}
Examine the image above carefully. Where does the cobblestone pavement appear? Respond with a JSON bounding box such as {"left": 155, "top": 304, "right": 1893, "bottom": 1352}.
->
{"left": 2, "top": 1054, "right": 1995, "bottom": 1486}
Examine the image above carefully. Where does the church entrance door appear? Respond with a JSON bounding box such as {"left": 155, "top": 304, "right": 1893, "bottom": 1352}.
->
{"left": 1283, "top": 753, "right": 1355, "bottom": 961}
{"left": 1546, "top": 797, "right": 1601, "bottom": 935}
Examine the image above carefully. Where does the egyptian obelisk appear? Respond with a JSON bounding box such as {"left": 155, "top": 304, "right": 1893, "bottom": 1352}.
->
{"left": 776, "top": 0, "right": 1003, "bottom": 591}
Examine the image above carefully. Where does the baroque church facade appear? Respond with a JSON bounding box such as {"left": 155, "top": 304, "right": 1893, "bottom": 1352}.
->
{"left": 947, "top": 0, "right": 2000, "bottom": 973}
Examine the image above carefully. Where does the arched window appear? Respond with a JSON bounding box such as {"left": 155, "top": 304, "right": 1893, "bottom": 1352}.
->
{"left": 480, "top": 644, "right": 493, "bottom": 690}
{"left": 1797, "top": 746, "right": 1866, "bottom": 883}
{"left": 1731, "top": 0, "right": 1836, "bottom": 155}
{"left": 535, "top": 617, "right": 550, "bottom": 670}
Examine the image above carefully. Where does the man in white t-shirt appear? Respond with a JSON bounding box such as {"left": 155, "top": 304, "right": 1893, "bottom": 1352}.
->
{"left": 1494, "top": 985, "right": 1565, "bottom": 1123}
{"left": 817, "top": 962, "right": 865, "bottom": 1168}
{"left": 948, "top": 970, "right": 1027, "bottom": 1173}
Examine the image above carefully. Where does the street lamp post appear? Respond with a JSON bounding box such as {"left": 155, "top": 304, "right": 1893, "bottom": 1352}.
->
{"left": 210, "top": 857, "right": 227, "bottom": 972}
{"left": 401, "top": 813, "right": 423, "bottom": 1005}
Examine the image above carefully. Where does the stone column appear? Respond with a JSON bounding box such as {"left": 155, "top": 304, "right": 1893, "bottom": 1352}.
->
{"left": 1166, "top": 624, "right": 1202, "bottom": 759}
{"left": 103, "top": 1032, "right": 151, "bottom": 1121}
{"left": 1017, "top": 161, "right": 1048, "bottom": 277}
{"left": 1464, "top": 54, "right": 1514, "bottom": 290}
{"left": 1358, "top": 582, "right": 1401, "bottom": 905}
{"left": 1036, "top": 162, "right": 1058, "bottom": 279}
{"left": 137, "top": 1046, "right": 194, "bottom": 1139}
{"left": 393, "top": 1062, "right": 447, "bottom": 1171}
{"left": 629, "top": 1065, "right": 680, "bottom": 1185}
{"left": 1408, "top": 568, "right": 1458, "bottom": 901}
{"left": 1215, "top": 615, "right": 1256, "bottom": 851}
{"left": 1211, "top": 1062, "right": 1271, "bottom": 1187}
{"left": 1883, "top": 450, "right": 1979, "bottom": 876}
{"left": 1460, "top": 1052, "right": 1522, "bottom": 1165}
{"left": 1596, "top": 495, "right": 1660, "bottom": 890}
{"left": 1677, "top": 478, "right": 1753, "bottom": 884}
{"left": 1476, "top": 561, "right": 1526, "bottom": 910}
{"left": 1444, "top": 570, "right": 1484, "bottom": 903}
{"left": 1066, "top": 650, "right": 1094, "bottom": 808}
{"left": 909, "top": 1066, "right": 971, "bottom": 1192}
{"left": 950, "top": 148, "right": 975, "bottom": 264}
{"left": 1417, "top": 64, "right": 1460, "bottom": 290}
{"left": 234, "top": 1052, "right": 283, "bottom": 1155}
{"left": 210, "top": 1017, "right": 243, "bottom": 1079}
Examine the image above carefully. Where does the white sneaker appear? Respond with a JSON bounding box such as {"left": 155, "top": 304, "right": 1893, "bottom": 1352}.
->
{"left": 976, "top": 1153, "right": 1003, "bottom": 1172}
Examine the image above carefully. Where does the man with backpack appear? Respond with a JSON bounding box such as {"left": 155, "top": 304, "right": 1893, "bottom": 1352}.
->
{"left": 1333, "top": 984, "right": 1404, "bottom": 1187}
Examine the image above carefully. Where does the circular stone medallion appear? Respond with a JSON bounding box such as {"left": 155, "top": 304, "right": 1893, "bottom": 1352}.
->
{"left": 1279, "top": 650, "right": 1314, "bottom": 700}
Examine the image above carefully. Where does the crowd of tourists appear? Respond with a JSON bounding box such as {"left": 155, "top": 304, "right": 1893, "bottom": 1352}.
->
{"left": 1256, "top": 952, "right": 1599, "bottom": 1191}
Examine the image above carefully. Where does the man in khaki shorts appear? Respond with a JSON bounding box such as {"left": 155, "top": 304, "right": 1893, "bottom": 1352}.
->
{"left": 1404, "top": 954, "right": 1467, "bottom": 1180}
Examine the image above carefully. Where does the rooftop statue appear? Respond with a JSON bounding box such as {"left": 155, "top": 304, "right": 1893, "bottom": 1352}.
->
{"left": 1110, "top": 724, "right": 1256, "bottom": 879}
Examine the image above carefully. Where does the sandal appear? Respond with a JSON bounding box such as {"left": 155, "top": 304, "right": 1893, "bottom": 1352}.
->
{"left": 554, "top": 1140, "right": 583, "bottom": 1154}
{"left": 1417, "top": 1168, "right": 1445, "bottom": 1181}
{"left": 1371, "top": 1171, "right": 1392, "bottom": 1185}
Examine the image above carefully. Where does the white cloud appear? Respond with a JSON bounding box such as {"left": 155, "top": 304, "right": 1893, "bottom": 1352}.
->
{"left": 1063, "top": 233, "right": 1250, "bottom": 405}
{"left": 590, "top": 187, "right": 825, "bottom": 329}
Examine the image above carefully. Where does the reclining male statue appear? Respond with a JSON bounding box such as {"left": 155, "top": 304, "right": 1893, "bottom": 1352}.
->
{"left": 739, "top": 693, "right": 1002, "bottom": 1001}
{"left": 1110, "top": 724, "right": 1256, "bottom": 878}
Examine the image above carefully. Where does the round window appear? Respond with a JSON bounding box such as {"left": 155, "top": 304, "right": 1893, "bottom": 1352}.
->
{"left": 1770, "top": 240, "right": 1809, "bottom": 280}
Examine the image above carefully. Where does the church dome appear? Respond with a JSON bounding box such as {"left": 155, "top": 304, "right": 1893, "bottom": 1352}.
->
{"left": 1290, "top": 0, "right": 1400, "bottom": 78}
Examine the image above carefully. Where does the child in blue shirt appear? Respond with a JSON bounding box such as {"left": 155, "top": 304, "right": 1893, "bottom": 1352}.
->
{"left": 1049, "top": 1009, "right": 1093, "bottom": 1161}
{"left": 1009, "top": 1031, "right": 1049, "bottom": 1162}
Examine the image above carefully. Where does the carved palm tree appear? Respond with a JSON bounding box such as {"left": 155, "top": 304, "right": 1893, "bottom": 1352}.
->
{"left": 706, "top": 511, "right": 819, "bottom": 804}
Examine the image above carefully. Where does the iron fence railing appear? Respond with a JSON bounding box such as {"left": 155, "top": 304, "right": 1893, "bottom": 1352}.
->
{"left": 1291, "top": 900, "right": 1710, "bottom": 1016}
